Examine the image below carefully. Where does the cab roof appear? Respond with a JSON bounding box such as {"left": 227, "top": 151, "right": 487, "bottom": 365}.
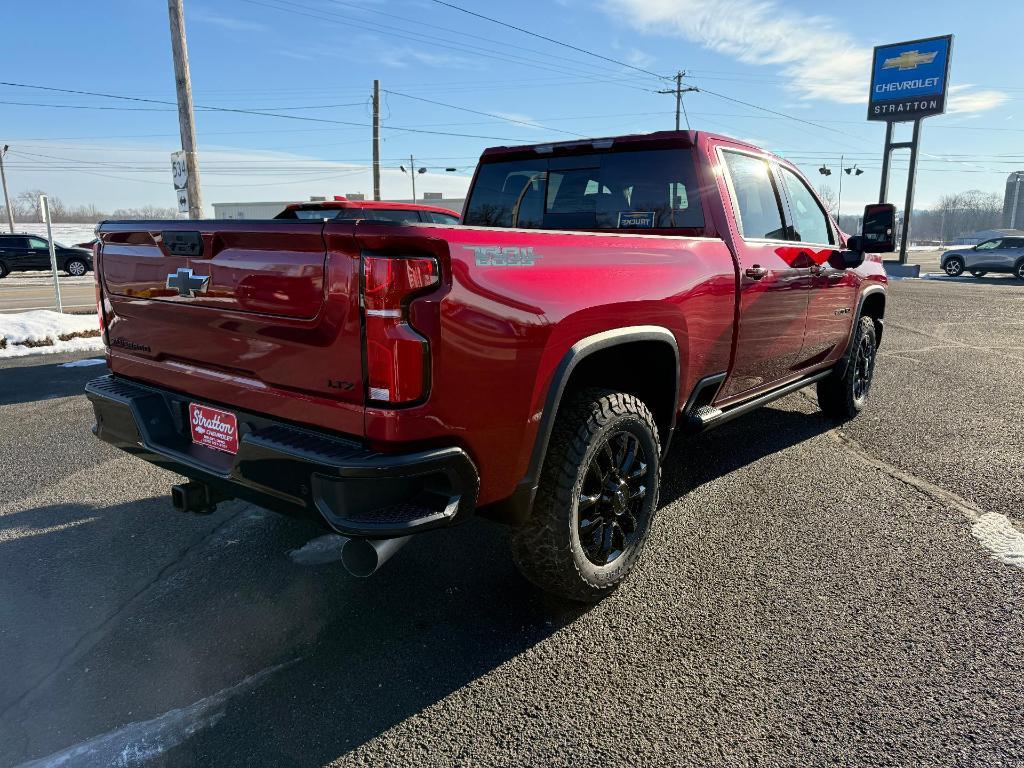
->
{"left": 281, "top": 197, "right": 459, "bottom": 217}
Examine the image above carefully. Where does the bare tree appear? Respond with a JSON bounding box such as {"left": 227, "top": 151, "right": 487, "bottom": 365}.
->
{"left": 817, "top": 183, "right": 838, "bottom": 214}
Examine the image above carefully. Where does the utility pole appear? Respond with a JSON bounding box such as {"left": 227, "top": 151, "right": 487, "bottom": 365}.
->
{"left": 167, "top": 0, "right": 204, "bottom": 219}
{"left": 408, "top": 154, "right": 416, "bottom": 202}
{"left": 657, "top": 71, "right": 699, "bottom": 131}
{"left": 0, "top": 145, "right": 14, "bottom": 233}
{"left": 372, "top": 79, "right": 381, "bottom": 201}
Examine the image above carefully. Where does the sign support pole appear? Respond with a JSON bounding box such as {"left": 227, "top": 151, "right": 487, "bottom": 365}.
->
{"left": 39, "top": 195, "right": 64, "bottom": 315}
{"left": 899, "top": 119, "right": 922, "bottom": 264}
{"left": 878, "top": 121, "right": 894, "bottom": 204}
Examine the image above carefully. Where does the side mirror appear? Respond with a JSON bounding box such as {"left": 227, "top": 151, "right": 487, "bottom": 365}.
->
{"left": 858, "top": 203, "right": 896, "bottom": 253}
{"left": 839, "top": 248, "right": 865, "bottom": 268}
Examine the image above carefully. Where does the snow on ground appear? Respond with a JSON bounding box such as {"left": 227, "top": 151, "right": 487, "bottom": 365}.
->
{"left": 0, "top": 310, "right": 103, "bottom": 358}
{"left": 14, "top": 222, "right": 98, "bottom": 248}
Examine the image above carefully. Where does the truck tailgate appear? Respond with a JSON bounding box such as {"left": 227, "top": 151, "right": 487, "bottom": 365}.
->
{"left": 97, "top": 220, "right": 366, "bottom": 436}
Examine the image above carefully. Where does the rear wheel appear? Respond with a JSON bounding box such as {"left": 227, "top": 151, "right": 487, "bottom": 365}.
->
{"left": 1015, "top": 261, "right": 1024, "bottom": 281}
{"left": 817, "top": 316, "right": 878, "bottom": 421}
{"left": 511, "top": 388, "right": 661, "bottom": 602}
{"left": 943, "top": 257, "right": 964, "bottom": 276}
{"left": 970, "top": 270, "right": 987, "bottom": 278}
{"left": 0, "top": 262, "right": 8, "bottom": 279}
{"left": 64, "top": 258, "right": 88, "bottom": 277}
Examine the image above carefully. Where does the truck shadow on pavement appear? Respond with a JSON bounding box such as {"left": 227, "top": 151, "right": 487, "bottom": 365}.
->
{"left": 4, "top": 401, "right": 836, "bottom": 767}
{"left": 0, "top": 357, "right": 104, "bottom": 407}
{"left": 158, "top": 405, "right": 839, "bottom": 766}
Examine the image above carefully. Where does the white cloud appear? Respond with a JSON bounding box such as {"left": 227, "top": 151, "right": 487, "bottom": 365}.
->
{"left": 947, "top": 85, "right": 1010, "bottom": 114}
{"left": 601, "top": 0, "right": 1008, "bottom": 114}
{"left": 189, "top": 8, "right": 267, "bottom": 33}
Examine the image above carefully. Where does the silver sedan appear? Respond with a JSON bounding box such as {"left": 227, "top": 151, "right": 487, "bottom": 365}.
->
{"left": 940, "top": 236, "right": 1024, "bottom": 279}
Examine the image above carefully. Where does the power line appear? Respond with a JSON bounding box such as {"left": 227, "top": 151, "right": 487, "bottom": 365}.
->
{"left": 240, "top": 0, "right": 655, "bottom": 94}
{"left": 426, "top": 0, "right": 668, "bottom": 81}
{"left": 0, "top": 80, "right": 536, "bottom": 142}
{"left": 382, "top": 89, "right": 587, "bottom": 138}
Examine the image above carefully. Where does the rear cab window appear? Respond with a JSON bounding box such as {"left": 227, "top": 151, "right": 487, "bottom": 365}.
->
{"left": 464, "top": 148, "right": 704, "bottom": 232}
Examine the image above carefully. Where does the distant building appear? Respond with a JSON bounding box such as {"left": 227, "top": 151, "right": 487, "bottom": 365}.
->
{"left": 950, "top": 227, "right": 1024, "bottom": 247}
{"left": 1003, "top": 172, "right": 1024, "bottom": 229}
{"left": 212, "top": 194, "right": 464, "bottom": 220}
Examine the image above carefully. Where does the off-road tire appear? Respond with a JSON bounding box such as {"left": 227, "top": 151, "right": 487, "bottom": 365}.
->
{"left": 511, "top": 388, "right": 661, "bottom": 603}
{"left": 817, "top": 316, "right": 878, "bottom": 420}
{"left": 943, "top": 257, "right": 964, "bottom": 277}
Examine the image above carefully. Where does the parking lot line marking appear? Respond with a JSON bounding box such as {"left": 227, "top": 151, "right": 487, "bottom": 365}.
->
{"left": 828, "top": 428, "right": 1024, "bottom": 573}
{"left": 14, "top": 660, "right": 296, "bottom": 768}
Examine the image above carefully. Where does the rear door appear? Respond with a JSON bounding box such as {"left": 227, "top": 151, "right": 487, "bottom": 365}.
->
{"left": 775, "top": 163, "right": 856, "bottom": 366}
{"left": 715, "top": 147, "right": 813, "bottom": 400}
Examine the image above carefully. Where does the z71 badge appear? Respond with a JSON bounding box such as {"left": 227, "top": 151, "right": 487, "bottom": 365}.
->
{"left": 466, "top": 245, "right": 541, "bottom": 266}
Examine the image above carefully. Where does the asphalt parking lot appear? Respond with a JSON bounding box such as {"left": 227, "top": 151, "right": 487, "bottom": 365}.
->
{"left": 1, "top": 276, "right": 1023, "bottom": 767}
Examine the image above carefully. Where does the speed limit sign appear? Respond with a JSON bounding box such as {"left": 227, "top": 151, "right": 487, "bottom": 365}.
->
{"left": 171, "top": 151, "right": 189, "bottom": 213}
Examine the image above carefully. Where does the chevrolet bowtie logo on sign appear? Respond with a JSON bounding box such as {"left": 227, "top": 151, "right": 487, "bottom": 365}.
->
{"left": 882, "top": 50, "right": 938, "bottom": 71}
{"left": 166, "top": 267, "right": 210, "bottom": 298}
{"left": 868, "top": 35, "right": 952, "bottom": 122}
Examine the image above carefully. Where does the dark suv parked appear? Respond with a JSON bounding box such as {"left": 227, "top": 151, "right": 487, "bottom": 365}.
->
{"left": 0, "top": 234, "right": 93, "bottom": 278}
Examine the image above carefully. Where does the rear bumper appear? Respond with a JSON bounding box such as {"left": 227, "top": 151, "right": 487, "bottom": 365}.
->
{"left": 85, "top": 374, "right": 479, "bottom": 538}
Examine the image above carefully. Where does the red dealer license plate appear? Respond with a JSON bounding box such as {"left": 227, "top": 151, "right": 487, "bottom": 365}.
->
{"left": 188, "top": 403, "right": 239, "bottom": 455}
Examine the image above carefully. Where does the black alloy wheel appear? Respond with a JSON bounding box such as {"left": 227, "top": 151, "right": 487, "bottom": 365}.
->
{"left": 576, "top": 430, "right": 649, "bottom": 566}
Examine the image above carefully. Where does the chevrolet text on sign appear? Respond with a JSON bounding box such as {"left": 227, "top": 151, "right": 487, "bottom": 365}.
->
{"left": 867, "top": 35, "right": 953, "bottom": 122}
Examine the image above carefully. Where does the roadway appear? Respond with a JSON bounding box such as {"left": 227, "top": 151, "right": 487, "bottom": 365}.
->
{"left": 0, "top": 271, "right": 96, "bottom": 314}
{"left": 1, "top": 277, "right": 1022, "bottom": 767}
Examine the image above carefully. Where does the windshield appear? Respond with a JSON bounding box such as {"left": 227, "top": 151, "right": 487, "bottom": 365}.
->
{"left": 464, "top": 148, "right": 704, "bottom": 231}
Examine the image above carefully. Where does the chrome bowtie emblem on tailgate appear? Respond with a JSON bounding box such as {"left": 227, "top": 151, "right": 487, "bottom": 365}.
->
{"left": 166, "top": 267, "right": 210, "bottom": 298}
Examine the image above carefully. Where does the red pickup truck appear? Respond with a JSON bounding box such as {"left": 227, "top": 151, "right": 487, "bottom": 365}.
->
{"left": 86, "top": 130, "right": 893, "bottom": 601}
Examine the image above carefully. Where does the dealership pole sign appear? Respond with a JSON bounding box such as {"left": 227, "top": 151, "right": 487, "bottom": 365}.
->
{"left": 869, "top": 34, "right": 953, "bottom": 269}
{"left": 868, "top": 35, "right": 952, "bottom": 121}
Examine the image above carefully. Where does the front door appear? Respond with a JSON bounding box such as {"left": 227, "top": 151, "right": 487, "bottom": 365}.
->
{"left": 26, "top": 237, "right": 54, "bottom": 269}
{"left": 715, "top": 147, "right": 813, "bottom": 400}
{"left": 775, "top": 164, "right": 857, "bottom": 366}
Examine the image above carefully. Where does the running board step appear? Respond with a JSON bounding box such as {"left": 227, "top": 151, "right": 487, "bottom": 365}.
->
{"left": 683, "top": 369, "right": 832, "bottom": 434}
{"left": 687, "top": 405, "right": 723, "bottom": 429}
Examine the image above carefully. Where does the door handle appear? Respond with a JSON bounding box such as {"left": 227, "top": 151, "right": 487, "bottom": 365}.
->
{"left": 745, "top": 265, "right": 768, "bottom": 280}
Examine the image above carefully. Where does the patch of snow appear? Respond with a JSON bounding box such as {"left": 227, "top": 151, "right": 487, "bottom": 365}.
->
{"left": 15, "top": 661, "right": 294, "bottom": 768}
{"left": 0, "top": 310, "right": 103, "bottom": 358}
{"left": 15, "top": 222, "right": 98, "bottom": 249}
{"left": 59, "top": 358, "right": 107, "bottom": 368}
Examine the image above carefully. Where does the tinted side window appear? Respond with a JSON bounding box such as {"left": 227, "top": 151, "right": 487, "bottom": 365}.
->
{"left": 425, "top": 211, "right": 459, "bottom": 224}
{"left": 464, "top": 149, "right": 703, "bottom": 230}
{"left": 360, "top": 209, "right": 423, "bottom": 224}
{"left": 721, "top": 151, "right": 787, "bottom": 240}
{"left": 778, "top": 166, "right": 834, "bottom": 245}
{"left": 1007, "top": 238, "right": 1024, "bottom": 249}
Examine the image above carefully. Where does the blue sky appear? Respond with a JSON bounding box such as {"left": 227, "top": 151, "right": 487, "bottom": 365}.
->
{"left": 2, "top": 0, "right": 1021, "bottom": 214}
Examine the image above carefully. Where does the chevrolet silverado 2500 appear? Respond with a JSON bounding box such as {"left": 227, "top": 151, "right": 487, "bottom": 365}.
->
{"left": 86, "top": 130, "right": 893, "bottom": 601}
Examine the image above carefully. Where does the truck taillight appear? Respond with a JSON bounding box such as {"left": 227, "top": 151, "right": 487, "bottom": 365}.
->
{"left": 362, "top": 255, "right": 438, "bottom": 404}
{"left": 93, "top": 241, "right": 107, "bottom": 344}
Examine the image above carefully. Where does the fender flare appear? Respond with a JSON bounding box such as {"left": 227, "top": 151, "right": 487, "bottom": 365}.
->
{"left": 835, "top": 284, "right": 886, "bottom": 378}
{"left": 480, "top": 325, "right": 679, "bottom": 526}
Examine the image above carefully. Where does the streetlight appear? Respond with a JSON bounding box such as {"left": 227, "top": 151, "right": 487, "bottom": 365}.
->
{"left": 819, "top": 156, "right": 863, "bottom": 220}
